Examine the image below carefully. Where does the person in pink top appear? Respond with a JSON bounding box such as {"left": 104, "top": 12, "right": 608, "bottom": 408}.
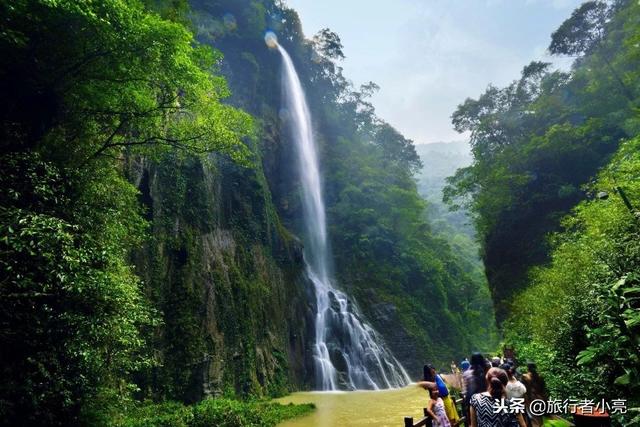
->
{"left": 425, "top": 387, "right": 452, "bottom": 427}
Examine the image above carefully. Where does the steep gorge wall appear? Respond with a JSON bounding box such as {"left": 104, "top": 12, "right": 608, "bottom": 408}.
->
{"left": 128, "top": 150, "right": 316, "bottom": 401}
{"left": 122, "top": 0, "right": 326, "bottom": 402}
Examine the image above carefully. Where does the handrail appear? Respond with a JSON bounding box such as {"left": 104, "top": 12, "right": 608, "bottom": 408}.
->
{"left": 404, "top": 408, "right": 432, "bottom": 427}
{"left": 455, "top": 396, "right": 467, "bottom": 427}
{"left": 404, "top": 397, "right": 466, "bottom": 427}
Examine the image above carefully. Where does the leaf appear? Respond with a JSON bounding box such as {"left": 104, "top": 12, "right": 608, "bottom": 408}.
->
{"left": 577, "top": 349, "right": 597, "bottom": 366}
{"left": 612, "top": 277, "right": 626, "bottom": 292}
{"left": 624, "top": 315, "right": 640, "bottom": 329}
{"left": 614, "top": 372, "right": 630, "bottom": 386}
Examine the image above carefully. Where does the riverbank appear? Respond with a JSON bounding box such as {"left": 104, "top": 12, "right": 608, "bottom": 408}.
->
{"left": 98, "top": 398, "right": 314, "bottom": 427}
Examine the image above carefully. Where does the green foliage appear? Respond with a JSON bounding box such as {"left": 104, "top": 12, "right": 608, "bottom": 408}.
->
{"left": 0, "top": 152, "right": 154, "bottom": 425}
{"left": 110, "top": 398, "right": 314, "bottom": 427}
{"left": 505, "top": 136, "right": 640, "bottom": 426}
{"left": 0, "top": 0, "right": 253, "bottom": 424}
{"left": 119, "top": 401, "right": 194, "bottom": 427}
{"left": 549, "top": 1, "right": 610, "bottom": 56}
{"left": 444, "top": 0, "right": 640, "bottom": 321}
{"left": 312, "top": 28, "right": 346, "bottom": 61}
{"left": 415, "top": 141, "right": 499, "bottom": 352}
{"left": 131, "top": 147, "right": 304, "bottom": 402}
{"left": 0, "top": 0, "right": 253, "bottom": 164}
{"left": 191, "top": 398, "right": 313, "bottom": 427}
{"left": 322, "top": 100, "right": 493, "bottom": 363}
{"left": 445, "top": 3, "right": 640, "bottom": 422}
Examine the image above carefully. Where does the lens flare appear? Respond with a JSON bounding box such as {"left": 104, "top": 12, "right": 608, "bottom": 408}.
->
{"left": 264, "top": 31, "right": 278, "bottom": 48}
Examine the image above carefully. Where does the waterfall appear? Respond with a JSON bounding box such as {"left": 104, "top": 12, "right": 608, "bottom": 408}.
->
{"left": 268, "top": 32, "right": 410, "bottom": 391}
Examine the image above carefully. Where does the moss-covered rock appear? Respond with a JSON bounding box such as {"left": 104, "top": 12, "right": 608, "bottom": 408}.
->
{"left": 128, "top": 149, "right": 315, "bottom": 401}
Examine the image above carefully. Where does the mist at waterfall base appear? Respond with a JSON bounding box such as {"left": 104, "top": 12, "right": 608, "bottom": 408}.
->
{"left": 267, "top": 31, "right": 410, "bottom": 391}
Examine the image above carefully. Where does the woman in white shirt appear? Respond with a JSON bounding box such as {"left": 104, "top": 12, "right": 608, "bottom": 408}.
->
{"left": 502, "top": 363, "right": 527, "bottom": 400}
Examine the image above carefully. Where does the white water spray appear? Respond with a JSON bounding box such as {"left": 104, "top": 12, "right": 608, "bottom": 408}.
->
{"left": 268, "top": 32, "right": 410, "bottom": 390}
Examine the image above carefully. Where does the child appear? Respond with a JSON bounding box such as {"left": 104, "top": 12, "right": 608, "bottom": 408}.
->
{"left": 426, "top": 387, "right": 452, "bottom": 427}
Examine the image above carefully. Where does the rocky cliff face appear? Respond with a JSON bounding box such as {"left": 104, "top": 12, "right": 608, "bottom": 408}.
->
{"left": 128, "top": 151, "right": 316, "bottom": 401}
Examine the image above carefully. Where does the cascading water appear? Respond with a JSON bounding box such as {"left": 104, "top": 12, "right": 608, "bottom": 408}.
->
{"left": 266, "top": 32, "right": 411, "bottom": 391}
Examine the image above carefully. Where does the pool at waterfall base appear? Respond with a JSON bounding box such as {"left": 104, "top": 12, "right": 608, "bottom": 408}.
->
{"left": 276, "top": 384, "right": 427, "bottom": 427}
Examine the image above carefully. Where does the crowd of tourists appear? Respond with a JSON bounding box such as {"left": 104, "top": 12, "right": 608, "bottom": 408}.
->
{"left": 417, "top": 352, "right": 550, "bottom": 427}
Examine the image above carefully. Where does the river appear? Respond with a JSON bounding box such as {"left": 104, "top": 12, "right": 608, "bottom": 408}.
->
{"left": 276, "top": 385, "right": 428, "bottom": 427}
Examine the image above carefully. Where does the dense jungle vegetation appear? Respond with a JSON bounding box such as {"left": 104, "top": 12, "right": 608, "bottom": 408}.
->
{"left": 444, "top": 0, "right": 640, "bottom": 424}
{"left": 0, "top": 0, "right": 496, "bottom": 425}
{"left": 3, "top": 0, "right": 639, "bottom": 425}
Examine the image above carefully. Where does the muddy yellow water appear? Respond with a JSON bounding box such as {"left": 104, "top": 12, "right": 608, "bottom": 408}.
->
{"left": 276, "top": 385, "right": 428, "bottom": 427}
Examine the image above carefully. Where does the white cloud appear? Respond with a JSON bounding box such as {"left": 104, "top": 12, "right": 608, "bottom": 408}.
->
{"left": 287, "top": 0, "right": 582, "bottom": 142}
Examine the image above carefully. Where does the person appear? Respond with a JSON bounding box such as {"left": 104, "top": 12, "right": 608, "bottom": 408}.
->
{"left": 502, "top": 363, "right": 526, "bottom": 400}
{"left": 459, "top": 359, "right": 470, "bottom": 397}
{"left": 420, "top": 364, "right": 460, "bottom": 426}
{"left": 469, "top": 367, "right": 527, "bottom": 427}
{"left": 522, "top": 362, "right": 548, "bottom": 427}
{"left": 491, "top": 356, "right": 502, "bottom": 367}
{"left": 505, "top": 358, "right": 518, "bottom": 378}
{"left": 463, "top": 353, "right": 488, "bottom": 421}
{"left": 451, "top": 361, "right": 460, "bottom": 375}
{"left": 425, "top": 386, "right": 452, "bottom": 427}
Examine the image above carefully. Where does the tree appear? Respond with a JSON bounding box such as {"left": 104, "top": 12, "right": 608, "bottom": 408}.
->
{"left": 0, "top": 0, "right": 253, "bottom": 165}
{"left": 505, "top": 136, "right": 640, "bottom": 426}
{"left": 0, "top": 0, "right": 253, "bottom": 423}
{"left": 549, "top": 1, "right": 611, "bottom": 56}
{"left": 372, "top": 122, "right": 423, "bottom": 174}
{"left": 445, "top": 0, "right": 639, "bottom": 322}
{"left": 312, "top": 28, "right": 345, "bottom": 61}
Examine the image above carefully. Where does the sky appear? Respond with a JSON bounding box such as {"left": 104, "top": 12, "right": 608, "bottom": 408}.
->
{"left": 285, "top": 0, "right": 583, "bottom": 144}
